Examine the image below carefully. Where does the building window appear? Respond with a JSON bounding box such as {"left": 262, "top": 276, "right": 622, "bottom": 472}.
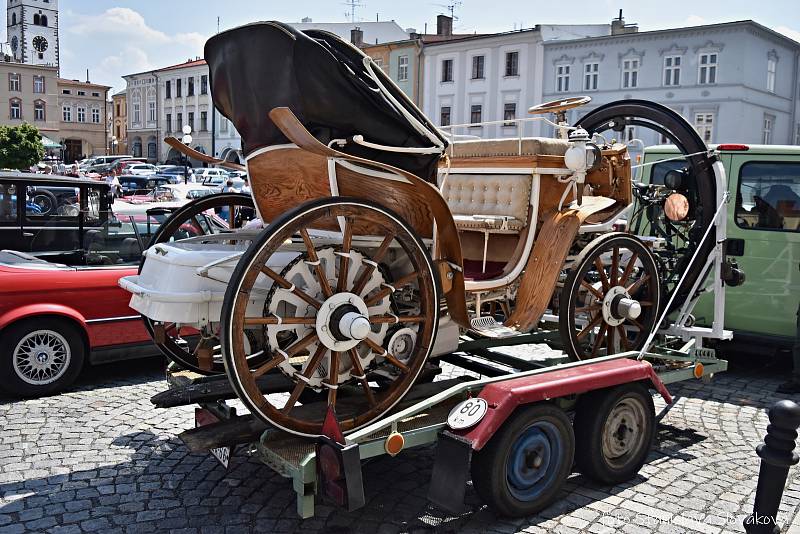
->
{"left": 177, "top": 112, "right": 183, "bottom": 130}
{"left": 11, "top": 12, "right": 15, "bottom": 25}
{"left": 694, "top": 113, "right": 714, "bottom": 143}
{"left": 763, "top": 114, "right": 775, "bottom": 144}
{"left": 62, "top": 105, "right": 71, "bottom": 122}
{"left": 767, "top": 58, "right": 776, "bottom": 93}
{"left": 503, "top": 103, "right": 517, "bottom": 126}
{"left": 440, "top": 106, "right": 451, "bottom": 127}
{"left": 148, "top": 101, "right": 156, "bottom": 122}
{"left": 34, "top": 100, "right": 45, "bottom": 121}
{"left": 166, "top": 113, "right": 171, "bottom": 133}
{"left": 132, "top": 102, "right": 140, "bottom": 123}
{"left": 698, "top": 53, "right": 717, "bottom": 85}
{"left": 116, "top": 125, "right": 121, "bottom": 139}
{"left": 555, "top": 64, "right": 570, "bottom": 92}
{"left": 62, "top": 89, "right": 70, "bottom": 95}
{"left": 188, "top": 112, "right": 194, "bottom": 130}
{"left": 9, "top": 99, "right": 21, "bottom": 120}
{"left": 116, "top": 103, "right": 120, "bottom": 116}
{"left": 505, "top": 51, "right": 519, "bottom": 76}
{"left": 201, "top": 75, "right": 208, "bottom": 95}
{"left": 92, "top": 108, "right": 100, "bottom": 123}
{"left": 92, "top": 92, "right": 100, "bottom": 97}
{"left": 471, "top": 55, "right": 485, "bottom": 80}
{"left": 219, "top": 115, "right": 228, "bottom": 133}
{"left": 441, "top": 59, "right": 453, "bottom": 82}
{"left": 188, "top": 77, "right": 195, "bottom": 97}
{"left": 176, "top": 79, "right": 182, "bottom": 97}
{"left": 664, "top": 56, "right": 681, "bottom": 86}
{"left": 622, "top": 59, "right": 639, "bottom": 88}
{"left": 77, "top": 106, "right": 86, "bottom": 123}
{"left": 33, "top": 75, "right": 44, "bottom": 94}
{"left": 735, "top": 162, "right": 800, "bottom": 232}
{"left": 796, "top": 123, "right": 800, "bottom": 145}
{"left": 9, "top": 73, "right": 20, "bottom": 92}
{"left": 583, "top": 63, "right": 598, "bottom": 91}
{"left": 397, "top": 55, "right": 409, "bottom": 82}
{"left": 200, "top": 111, "right": 208, "bottom": 131}
{"left": 470, "top": 104, "right": 482, "bottom": 125}
{"left": 77, "top": 90, "right": 86, "bottom": 96}
{"left": 165, "top": 80, "right": 171, "bottom": 99}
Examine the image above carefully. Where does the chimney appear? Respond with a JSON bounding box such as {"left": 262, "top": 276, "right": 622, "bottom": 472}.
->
{"left": 350, "top": 27, "right": 364, "bottom": 46}
{"left": 436, "top": 15, "right": 453, "bottom": 37}
{"left": 611, "top": 9, "right": 638, "bottom": 35}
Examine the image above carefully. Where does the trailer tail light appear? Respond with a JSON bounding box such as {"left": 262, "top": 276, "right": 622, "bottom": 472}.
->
{"left": 315, "top": 407, "right": 366, "bottom": 511}
{"left": 717, "top": 144, "right": 749, "bottom": 151}
{"left": 693, "top": 362, "right": 705, "bottom": 379}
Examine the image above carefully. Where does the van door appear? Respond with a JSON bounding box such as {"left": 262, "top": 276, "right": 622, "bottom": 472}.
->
{"left": 723, "top": 154, "right": 800, "bottom": 341}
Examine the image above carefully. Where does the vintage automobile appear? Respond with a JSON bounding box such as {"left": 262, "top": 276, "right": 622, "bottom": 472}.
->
{"left": 0, "top": 173, "right": 238, "bottom": 396}
{"left": 122, "top": 22, "right": 731, "bottom": 439}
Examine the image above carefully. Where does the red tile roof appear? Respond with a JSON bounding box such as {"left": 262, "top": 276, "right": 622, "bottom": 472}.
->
{"left": 156, "top": 59, "right": 207, "bottom": 72}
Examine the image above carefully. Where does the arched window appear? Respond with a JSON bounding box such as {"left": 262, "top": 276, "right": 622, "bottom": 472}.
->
{"left": 147, "top": 137, "right": 157, "bottom": 160}
{"left": 132, "top": 138, "right": 143, "bottom": 158}
{"left": 41, "top": 15, "right": 48, "bottom": 26}
{"left": 11, "top": 13, "right": 17, "bottom": 25}
{"left": 33, "top": 13, "right": 40, "bottom": 25}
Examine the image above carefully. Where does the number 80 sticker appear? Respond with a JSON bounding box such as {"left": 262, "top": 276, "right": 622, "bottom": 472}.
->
{"left": 447, "top": 397, "right": 489, "bottom": 430}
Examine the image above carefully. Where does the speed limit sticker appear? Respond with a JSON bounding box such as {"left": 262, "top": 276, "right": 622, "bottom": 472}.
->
{"left": 447, "top": 398, "right": 489, "bottom": 430}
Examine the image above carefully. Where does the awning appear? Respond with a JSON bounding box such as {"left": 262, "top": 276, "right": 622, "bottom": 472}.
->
{"left": 41, "top": 135, "right": 62, "bottom": 149}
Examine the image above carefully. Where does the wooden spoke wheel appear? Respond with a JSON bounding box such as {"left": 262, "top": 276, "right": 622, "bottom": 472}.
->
{"left": 559, "top": 233, "right": 661, "bottom": 361}
{"left": 221, "top": 197, "right": 439, "bottom": 437}
{"left": 139, "top": 192, "right": 258, "bottom": 375}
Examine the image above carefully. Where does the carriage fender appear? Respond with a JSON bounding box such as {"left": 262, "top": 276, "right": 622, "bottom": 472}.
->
{"left": 0, "top": 303, "right": 87, "bottom": 333}
{"left": 453, "top": 358, "right": 671, "bottom": 451}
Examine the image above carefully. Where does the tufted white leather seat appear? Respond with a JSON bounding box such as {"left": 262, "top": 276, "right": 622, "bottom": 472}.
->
{"left": 441, "top": 173, "right": 531, "bottom": 232}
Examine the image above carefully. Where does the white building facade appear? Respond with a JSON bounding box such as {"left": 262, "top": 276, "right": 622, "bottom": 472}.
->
{"left": 421, "top": 25, "right": 611, "bottom": 138}
{"left": 122, "top": 71, "right": 159, "bottom": 161}
{"left": 541, "top": 21, "right": 800, "bottom": 146}
{"left": 5, "top": 0, "right": 60, "bottom": 70}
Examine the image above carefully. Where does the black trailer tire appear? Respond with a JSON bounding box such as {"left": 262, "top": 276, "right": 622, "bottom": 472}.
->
{"left": 0, "top": 318, "right": 85, "bottom": 397}
{"left": 574, "top": 382, "right": 655, "bottom": 484}
{"left": 471, "top": 403, "right": 574, "bottom": 517}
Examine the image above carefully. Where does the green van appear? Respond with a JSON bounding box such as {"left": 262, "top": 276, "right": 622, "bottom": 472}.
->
{"left": 640, "top": 144, "right": 800, "bottom": 348}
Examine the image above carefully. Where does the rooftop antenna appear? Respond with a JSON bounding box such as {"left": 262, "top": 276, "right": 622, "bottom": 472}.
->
{"left": 342, "top": 0, "right": 365, "bottom": 22}
{"left": 217, "top": 16, "right": 220, "bottom": 34}
{"left": 432, "top": 1, "right": 462, "bottom": 21}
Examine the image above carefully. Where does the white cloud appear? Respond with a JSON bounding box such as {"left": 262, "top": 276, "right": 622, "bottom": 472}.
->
{"left": 775, "top": 25, "right": 800, "bottom": 44}
{"left": 684, "top": 15, "right": 707, "bottom": 26}
{"left": 59, "top": 7, "right": 207, "bottom": 89}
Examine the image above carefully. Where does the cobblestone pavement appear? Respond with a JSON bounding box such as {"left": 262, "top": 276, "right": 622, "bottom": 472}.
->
{"left": 1, "top": 349, "right": 800, "bottom": 534}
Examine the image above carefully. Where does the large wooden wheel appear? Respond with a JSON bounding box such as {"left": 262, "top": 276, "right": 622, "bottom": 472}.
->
{"left": 140, "top": 193, "right": 258, "bottom": 375}
{"left": 220, "top": 197, "right": 439, "bottom": 437}
{"left": 559, "top": 233, "right": 661, "bottom": 361}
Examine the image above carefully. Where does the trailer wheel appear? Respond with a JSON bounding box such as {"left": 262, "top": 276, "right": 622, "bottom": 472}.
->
{"left": 574, "top": 382, "right": 655, "bottom": 484}
{"left": 471, "top": 403, "right": 574, "bottom": 517}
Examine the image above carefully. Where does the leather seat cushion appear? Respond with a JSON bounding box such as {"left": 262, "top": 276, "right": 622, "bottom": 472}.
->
{"left": 443, "top": 173, "right": 531, "bottom": 224}
{"left": 449, "top": 137, "right": 568, "bottom": 158}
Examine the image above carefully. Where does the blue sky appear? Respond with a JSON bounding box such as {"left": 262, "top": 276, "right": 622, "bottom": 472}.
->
{"left": 3, "top": 0, "right": 799, "bottom": 92}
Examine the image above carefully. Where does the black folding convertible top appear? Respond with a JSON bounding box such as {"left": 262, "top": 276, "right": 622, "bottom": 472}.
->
{"left": 205, "top": 21, "right": 447, "bottom": 182}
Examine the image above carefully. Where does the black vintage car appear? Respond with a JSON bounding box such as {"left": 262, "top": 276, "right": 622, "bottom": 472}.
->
{"left": 118, "top": 175, "right": 170, "bottom": 196}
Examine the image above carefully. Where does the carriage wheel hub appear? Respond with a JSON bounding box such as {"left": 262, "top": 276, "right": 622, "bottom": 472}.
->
{"left": 316, "top": 292, "right": 371, "bottom": 351}
{"left": 602, "top": 286, "right": 641, "bottom": 327}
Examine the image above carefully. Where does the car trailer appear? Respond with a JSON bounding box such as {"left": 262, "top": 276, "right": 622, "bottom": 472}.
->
{"left": 151, "top": 330, "right": 727, "bottom": 519}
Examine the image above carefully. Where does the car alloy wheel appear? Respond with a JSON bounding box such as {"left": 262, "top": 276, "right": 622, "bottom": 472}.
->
{"left": 13, "top": 329, "right": 72, "bottom": 386}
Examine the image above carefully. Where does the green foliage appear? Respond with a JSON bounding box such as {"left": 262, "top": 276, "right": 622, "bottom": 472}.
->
{"left": 0, "top": 123, "right": 45, "bottom": 170}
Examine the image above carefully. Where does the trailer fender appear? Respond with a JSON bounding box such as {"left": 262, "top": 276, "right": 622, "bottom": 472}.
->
{"left": 453, "top": 357, "right": 671, "bottom": 452}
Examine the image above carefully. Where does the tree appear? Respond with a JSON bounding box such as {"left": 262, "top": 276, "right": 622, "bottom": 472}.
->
{"left": 0, "top": 123, "right": 45, "bottom": 170}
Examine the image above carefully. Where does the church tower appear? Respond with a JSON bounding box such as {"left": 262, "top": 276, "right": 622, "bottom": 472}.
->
{"left": 6, "top": 0, "right": 59, "bottom": 71}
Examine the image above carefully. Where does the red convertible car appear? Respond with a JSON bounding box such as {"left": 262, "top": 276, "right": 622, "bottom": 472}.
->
{"left": 0, "top": 173, "right": 223, "bottom": 396}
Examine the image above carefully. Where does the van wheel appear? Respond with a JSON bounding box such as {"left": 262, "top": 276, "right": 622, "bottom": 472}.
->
{"left": 574, "top": 382, "right": 655, "bottom": 484}
{"left": 0, "top": 318, "right": 85, "bottom": 397}
{"left": 471, "top": 404, "right": 574, "bottom": 517}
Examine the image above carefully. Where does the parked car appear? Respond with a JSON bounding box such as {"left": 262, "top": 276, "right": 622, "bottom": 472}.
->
{"left": 0, "top": 172, "right": 224, "bottom": 396}
{"left": 88, "top": 155, "right": 134, "bottom": 174}
{"left": 122, "top": 163, "right": 158, "bottom": 176}
{"left": 640, "top": 143, "right": 800, "bottom": 349}
{"left": 109, "top": 158, "right": 147, "bottom": 176}
{"left": 118, "top": 175, "right": 170, "bottom": 196}
{"left": 115, "top": 184, "right": 213, "bottom": 214}
{"left": 155, "top": 165, "right": 196, "bottom": 184}
{"left": 195, "top": 168, "right": 230, "bottom": 185}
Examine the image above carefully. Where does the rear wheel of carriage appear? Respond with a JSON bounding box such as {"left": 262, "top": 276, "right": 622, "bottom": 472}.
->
{"left": 574, "top": 382, "right": 655, "bottom": 484}
{"left": 471, "top": 403, "right": 575, "bottom": 517}
{"left": 139, "top": 193, "right": 257, "bottom": 375}
{"left": 559, "top": 233, "right": 661, "bottom": 361}
{"left": 220, "top": 197, "right": 439, "bottom": 437}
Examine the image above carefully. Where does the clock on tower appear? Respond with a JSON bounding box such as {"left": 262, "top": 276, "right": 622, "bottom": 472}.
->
{"left": 5, "top": 0, "right": 60, "bottom": 69}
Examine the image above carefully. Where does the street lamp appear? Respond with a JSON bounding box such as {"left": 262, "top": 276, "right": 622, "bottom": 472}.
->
{"left": 182, "top": 125, "right": 192, "bottom": 184}
{"left": 111, "top": 135, "right": 118, "bottom": 155}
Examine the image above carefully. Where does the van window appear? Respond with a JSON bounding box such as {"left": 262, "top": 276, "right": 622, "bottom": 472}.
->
{"left": 650, "top": 160, "right": 685, "bottom": 185}
{"left": 736, "top": 162, "right": 800, "bottom": 232}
